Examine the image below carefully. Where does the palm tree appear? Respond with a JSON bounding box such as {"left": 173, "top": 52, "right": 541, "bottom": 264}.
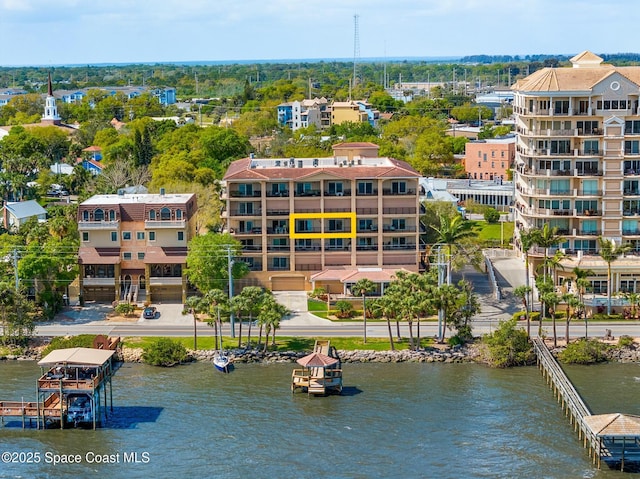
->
{"left": 542, "top": 291, "right": 561, "bottom": 347}
{"left": 230, "top": 294, "right": 251, "bottom": 348}
{"left": 519, "top": 229, "right": 538, "bottom": 319}
{"left": 513, "top": 285, "right": 532, "bottom": 337}
{"left": 533, "top": 224, "right": 564, "bottom": 321}
{"left": 240, "top": 286, "right": 266, "bottom": 349}
{"left": 623, "top": 291, "right": 640, "bottom": 319}
{"left": 204, "top": 289, "right": 229, "bottom": 351}
{"left": 572, "top": 266, "right": 594, "bottom": 338}
{"left": 433, "top": 284, "right": 461, "bottom": 343}
{"left": 352, "top": 278, "right": 376, "bottom": 344}
{"left": 431, "top": 213, "right": 475, "bottom": 284}
{"left": 257, "top": 295, "right": 288, "bottom": 352}
{"left": 370, "top": 296, "right": 396, "bottom": 351}
{"left": 598, "top": 237, "right": 632, "bottom": 315}
{"left": 561, "top": 292, "right": 580, "bottom": 345}
{"left": 184, "top": 295, "right": 206, "bottom": 350}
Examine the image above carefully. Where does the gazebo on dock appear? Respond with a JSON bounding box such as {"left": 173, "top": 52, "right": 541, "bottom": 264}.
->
{"left": 291, "top": 341, "right": 343, "bottom": 396}
{"left": 36, "top": 347, "right": 116, "bottom": 429}
{"left": 583, "top": 413, "right": 640, "bottom": 471}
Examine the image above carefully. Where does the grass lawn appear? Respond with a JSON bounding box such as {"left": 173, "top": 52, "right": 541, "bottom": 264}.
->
{"left": 307, "top": 299, "right": 328, "bottom": 312}
{"left": 469, "top": 220, "right": 514, "bottom": 246}
{"left": 123, "top": 335, "right": 429, "bottom": 352}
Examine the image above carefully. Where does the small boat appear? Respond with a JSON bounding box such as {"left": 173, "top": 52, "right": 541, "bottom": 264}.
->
{"left": 213, "top": 351, "right": 230, "bottom": 373}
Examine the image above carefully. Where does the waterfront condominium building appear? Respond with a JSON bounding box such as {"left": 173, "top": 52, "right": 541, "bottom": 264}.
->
{"left": 77, "top": 191, "right": 197, "bottom": 303}
{"left": 222, "top": 142, "right": 424, "bottom": 293}
{"left": 513, "top": 51, "right": 640, "bottom": 299}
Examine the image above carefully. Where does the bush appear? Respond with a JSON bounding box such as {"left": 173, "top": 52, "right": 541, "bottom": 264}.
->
{"left": 511, "top": 311, "right": 540, "bottom": 322}
{"left": 115, "top": 302, "right": 136, "bottom": 316}
{"left": 334, "top": 300, "right": 354, "bottom": 319}
{"left": 559, "top": 339, "right": 608, "bottom": 364}
{"left": 618, "top": 335, "right": 635, "bottom": 348}
{"left": 592, "top": 313, "right": 623, "bottom": 321}
{"left": 142, "top": 338, "right": 189, "bottom": 367}
{"left": 309, "top": 287, "right": 326, "bottom": 299}
{"left": 484, "top": 208, "right": 500, "bottom": 223}
{"left": 42, "top": 334, "right": 97, "bottom": 356}
{"left": 482, "top": 318, "right": 533, "bottom": 368}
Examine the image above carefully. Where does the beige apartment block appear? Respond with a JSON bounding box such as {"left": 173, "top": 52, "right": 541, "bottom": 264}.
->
{"left": 222, "top": 142, "right": 425, "bottom": 293}
{"left": 513, "top": 51, "right": 640, "bottom": 303}
{"left": 77, "top": 192, "right": 197, "bottom": 303}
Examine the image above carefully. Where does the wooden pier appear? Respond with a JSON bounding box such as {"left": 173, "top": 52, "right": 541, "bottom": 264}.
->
{"left": 532, "top": 337, "right": 640, "bottom": 471}
{"left": 291, "top": 340, "right": 343, "bottom": 396}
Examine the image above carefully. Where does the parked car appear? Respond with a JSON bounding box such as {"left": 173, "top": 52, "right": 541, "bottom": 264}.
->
{"left": 143, "top": 306, "right": 157, "bottom": 319}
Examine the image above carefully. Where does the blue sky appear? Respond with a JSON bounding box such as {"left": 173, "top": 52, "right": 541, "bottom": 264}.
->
{"left": 0, "top": 0, "right": 637, "bottom": 66}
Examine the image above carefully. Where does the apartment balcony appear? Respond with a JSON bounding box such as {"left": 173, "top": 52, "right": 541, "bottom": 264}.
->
{"left": 356, "top": 244, "right": 378, "bottom": 251}
{"left": 266, "top": 209, "right": 290, "bottom": 216}
{"left": 238, "top": 261, "right": 262, "bottom": 271}
{"left": 82, "top": 277, "right": 116, "bottom": 286}
{"left": 295, "top": 244, "right": 321, "bottom": 252}
{"left": 576, "top": 190, "right": 603, "bottom": 196}
{"left": 382, "top": 188, "right": 417, "bottom": 196}
{"left": 577, "top": 128, "right": 603, "bottom": 136}
{"left": 294, "top": 189, "right": 321, "bottom": 197}
{"left": 324, "top": 245, "right": 351, "bottom": 252}
{"left": 78, "top": 220, "right": 120, "bottom": 230}
{"left": 230, "top": 209, "right": 262, "bottom": 217}
{"left": 357, "top": 226, "right": 378, "bottom": 233}
{"left": 241, "top": 245, "right": 263, "bottom": 253}
{"left": 266, "top": 227, "right": 288, "bottom": 235}
{"left": 356, "top": 207, "right": 378, "bottom": 215}
{"left": 324, "top": 190, "right": 352, "bottom": 197}
{"left": 623, "top": 190, "right": 640, "bottom": 197}
{"left": 576, "top": 209, "right": 602, "bottom": 217}
{"left": 324, "top": 207, "right": 352, "bottom": 213}
{"left": 229, "top": 190, "right": 261, "bottom": 198}
{"left": 383, "top": 244, "right": 417, "bottom": 251}
{"left": 233, "top": 227, "right": 263, "bottom": 235}
{"left": 267, "top": 245, "right": 290, "bottom": 252}
{"left": 145, "top": 220, "right": 186, "bottom": 228}
{"left": 383, "top": 207, "right": 417, "bottom": 215}
{"left": 623, "top": 210, "right": 640, "bottom": 217}
{"left": 622, "top": 229, "right": 640, "bottom": 235}
{"left": 577, "top": 229, "right": 601, "bottom": 236}
{"left": 382, "top": 225, "right": 417, "bottom": 233}
{"left": 265, "top": 190, "right": 289, "bottom": 198}
{"left": 356, "top": 189, "right": 379, "bottom": 197}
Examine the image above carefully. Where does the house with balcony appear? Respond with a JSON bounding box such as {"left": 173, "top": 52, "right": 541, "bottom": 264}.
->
{"left": 277, "top": 98, "right": 330, "bottom": 131}
{"left": 77, "top": 191, "right": 197, "bottom": 303}
{"left": 513, "top": 50, "right": 640, "bottom": 306}
{"left": 222, "top": 142, "right": 425, "bottom": 293}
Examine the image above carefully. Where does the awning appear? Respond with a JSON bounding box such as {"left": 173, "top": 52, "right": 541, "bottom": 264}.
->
{"left": 38, "top": 347, "right": 115, "bottom": 367}
{"left": 78, "top": 247, "right": 121, "bottom": 265}
{"left": 143, "top": 246, "right": 187, "bottom": 264}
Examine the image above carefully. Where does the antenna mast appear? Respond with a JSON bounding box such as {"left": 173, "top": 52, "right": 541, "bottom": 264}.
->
{"left": 353, "top": 14, "right": 360, "bottom": 87}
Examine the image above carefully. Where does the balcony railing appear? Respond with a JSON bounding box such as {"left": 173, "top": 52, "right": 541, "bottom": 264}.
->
{"left": 294, "top": 189, "right": 321, "bottom": 197}
{"left": 230, "top": 210, "right": 261, "bottom": 217}
{"left": 577, "top": 209, "right": 602, "bottom": 216}
{"left": 382, "top": 226, "right": 417, "bottom": 232}
{"left": 622, "top": 229, "right": 640, "bottom": 235}
{"left": 325, "top": 245, "right": 350, "bottom": 251}
{"left": 623, "top": 190, "right": 640, "bottom": 196}
{"left": 229, "top": 190, "right": 261, "bottom": 197}
{"left": 356, "top": 245, "right": 378, "bottom": 251}
{"left": 241, "top": 245, "right": 262, "bottom": 252}
{"left": 357, "top": 226, "right": 378, "bottom": 233}
{"left": 324, "top": 190, "right": 352, "bottom": 197}
{"left": 356, "top": 189, "right": 379, "bottom": 196}
{"left": 577, "top": 229, "right": 601, "bottom": 236}
{"left": 623, "top": 210, "right": 640, "bottom": 216}
{"left": 383, "top": 244, "right": 417, "bottom": 251}
{"left": 382, "top": 188, "right": 416, "bottom": 196}
{"left": 265, "top": 190, "right": 289, "bottom": 197}
{"left": 356, "top": 208, "right": 378, "bottom": 215}
{"left": 266, "top": 209, "right": 290, "bottom": 216}
{"left": 78, "top": 220, "right": 119, "bottom": 230}
{"left": 267, "top": 245, "right": 290, "bottom": 252}
{"left": 295, "top": 245, "right": 321, "bottom": 252}
{"left": 295, "top": 264, "right": 321, "bottom": 271}
{"left": 145, "top": 220, "right": 186, "bottom": 228}
{"left": 383, "top": 207, "right": 417, "bottom": 215}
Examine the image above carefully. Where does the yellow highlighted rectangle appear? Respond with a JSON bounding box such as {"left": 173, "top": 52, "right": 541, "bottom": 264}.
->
{"left": 290, "top": 212, "right": 356, "bottom": 239}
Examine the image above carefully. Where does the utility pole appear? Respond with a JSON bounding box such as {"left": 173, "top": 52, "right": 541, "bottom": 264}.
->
{"left": 227, "top": 246, "right": 235, "bottom": 338}
{"left": 13, "top": 248, "right": 19, "bottom": 290}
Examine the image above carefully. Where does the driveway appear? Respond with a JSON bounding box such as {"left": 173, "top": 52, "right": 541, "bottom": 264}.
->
{"left": 273, "top": 291, "right": 333, "bottom": 326}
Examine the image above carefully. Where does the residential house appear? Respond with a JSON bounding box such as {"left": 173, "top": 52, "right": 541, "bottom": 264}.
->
{"left": 3, "top": 200, "right": 47, "bottom": 231}
{"left": 222, "top": 142, "right": 425, "bottom": 294}
{"left": 77, "top": 191, "right": 197, "bottom": 303}
{"left": 464, "top": 135, "right": 516, "bottom": 180}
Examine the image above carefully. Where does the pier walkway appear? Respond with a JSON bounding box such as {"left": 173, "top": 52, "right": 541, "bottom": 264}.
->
{"left": 532, "top": 337, "right": 640, "bottom": 471}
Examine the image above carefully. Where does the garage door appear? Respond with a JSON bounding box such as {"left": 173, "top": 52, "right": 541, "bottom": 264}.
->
{"left": 151, "top": 286, "right": 183, "bottom": 303}
{"left": 83, "top": 287, "right": 115, "bottom": 302}
{"left": 271, "top": 276, "right": 306, "bottom": 291}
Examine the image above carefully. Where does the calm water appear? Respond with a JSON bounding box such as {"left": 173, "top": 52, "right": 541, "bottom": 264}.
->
{"left": 0, "top": 360, "right": 639, "bottom": 479}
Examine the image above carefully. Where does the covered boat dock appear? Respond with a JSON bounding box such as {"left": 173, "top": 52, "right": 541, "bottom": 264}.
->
{"left": 291, "top": 340, "right": 343, "bottom": 396}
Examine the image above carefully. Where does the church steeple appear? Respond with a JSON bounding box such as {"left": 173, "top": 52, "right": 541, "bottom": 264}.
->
{"left": 42, "top": 71, "right": 61, "bottom": 125}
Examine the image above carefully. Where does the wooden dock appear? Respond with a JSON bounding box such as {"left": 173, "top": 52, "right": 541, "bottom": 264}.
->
{"left": 532, "top": 337, "right": 640, "bottom": 471}
{"left": 291, "top": 340, "right": 343, "bottom": 396}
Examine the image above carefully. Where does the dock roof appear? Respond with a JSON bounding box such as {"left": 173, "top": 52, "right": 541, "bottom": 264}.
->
{"left": 38, "top": 347, "right": 115, "bottom": 367}
{"left": 584, "top": 413, "right": 640, "bottom": 437}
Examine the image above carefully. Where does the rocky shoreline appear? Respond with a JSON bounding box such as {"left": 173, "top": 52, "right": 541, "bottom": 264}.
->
{"left": 4, "top": 342, "right": 638, "bottom": 365}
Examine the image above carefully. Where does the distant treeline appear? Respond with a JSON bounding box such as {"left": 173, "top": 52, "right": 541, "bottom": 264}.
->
{"left": 460, "top": 53, "right": 640, "bottom": 65}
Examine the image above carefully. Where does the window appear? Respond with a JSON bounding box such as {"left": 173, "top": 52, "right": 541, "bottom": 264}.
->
{"left": 137, "top": 252, "right": 145, "bottom": 260}
{"left": 357, "top": 181, "right": 374, "bottom": 195}
{"left": 491, "top": 151, "right": 495, "bottom": 158}
{"left": 109, "top": 210, "right": 116, "bottom": 221}
{"left": 577, "top": 121, "right": 599, "bottom": 134}
{"left": 626, "top": 120, "right": 640, "bottom": 134}
{"left": 137, "top": 232, "right": 145, "bottom": 240}
{"left": 149, "top": 210, "right": 156, "bottom": 220}
{"left": 358, "top": 219, "right": 374, "bottom": 231}
{"left": 272, "top": 257, "right": 288, "bottom": 269}
{"left": 238, "top": 203, "right": 254, "bottom": 215}
{"left": 478, "top": 162, "right": 481, "bottom": 168}
{"left": 238, "top": 183, "right": 254, "bottom": 196}
{"left": 625, "top": 141, "right": 640, "bottom": 154}
{"left": 554, "top": 100, "right": 569, "bottom": 114}
{"left": 583, "top": 140, "right": 599, "bottom": 154}
{"left": 122, "top": 231, "right": 132, "bottom": 240}
{"left": 176, "top": 209, "right": 182, "bottom": 219}
{"left": 123, "top": 252, "right": 132, "bottom": 261}
{"left": 297, "top": 220, "right": 313, "bottom": 232}
{"left": 391, "top": 219, "right": 406, "bottom": 230}
{"left": 391, "top": 181, "right": 407, "bottom": 194}
{"left": 623, "top": 220, "right": 638, "bottom": 234}
{"left": 550, "top": 140, "right": 571, "bottom": 154}
{"left": 82, "top": 232, "right": 89, "bottom": 242}
{"left": 327, "top": 238, "right": 344, "bottom": 249}
{"left": 327, "top": 181, "right": 343, "bottom": 195}
{"left": 478, "top": 151, "right": 481, "bottom": 158}
{"left": 149, "top": 231, "right": 156, "bottom": 241}
{"left": 160, "top": 207, "right": 171, "bottom": 220}
{"left": 328, "top": 219, "right": 343, "bottom": 232}
{"left": 624, "top": 180, "right": 639, "bottom": 195}
{"left": 83, "top": 210, "right": 89, "bottom": 221}
{"left": 575, "top": 200, "right": 598, "bottom": 213}
{"left": 111, "top": 231, "right": 117, "bottom": 242}
{"left": 581, "top": 220, "right": 598, "bottom": 234}
{"left": 94, "top": 209, "right": 104, "bottom": 221}
{"left": 501, "top": 151, "right": 505, "bottom": 157}
{"left": 177, "top": 231, "right": 184, "bottom": 241}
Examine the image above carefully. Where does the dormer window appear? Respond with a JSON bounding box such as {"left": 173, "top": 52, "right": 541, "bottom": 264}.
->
{"left": 160, "top": 207, "right": 171, "bottom": 220}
